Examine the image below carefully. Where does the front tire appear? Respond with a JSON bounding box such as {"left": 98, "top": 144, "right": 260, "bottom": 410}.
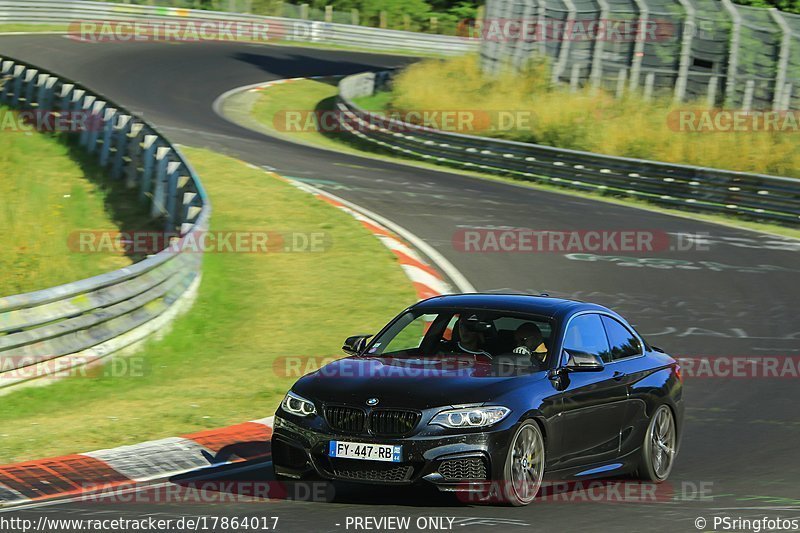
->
{"left": 500, "top": 420, "right": 545, "bottom": 506}
{"left": 636, "top": 405, "right": 677, "bottom": 482}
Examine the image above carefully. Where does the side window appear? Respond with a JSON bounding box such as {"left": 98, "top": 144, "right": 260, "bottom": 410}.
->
{"left": 563, "top": 314, "right": 611, "bottom": 363}
{"left": 601, "top": 316, "right": 642, "bottom": 361}
{"left": 379, "top": 313, "right": 438, "bottom": 355}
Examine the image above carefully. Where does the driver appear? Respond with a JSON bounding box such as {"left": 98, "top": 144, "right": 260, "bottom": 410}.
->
{"left": 447, "top": 315, "right": 492, "bottom": 357}
{"left": 513, "top": 322, "right": 548, "bottom": 367}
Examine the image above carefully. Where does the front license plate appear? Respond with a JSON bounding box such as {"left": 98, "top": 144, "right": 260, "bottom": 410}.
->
{"left": 328, "top": 441, "right": 402, "bottom": 462}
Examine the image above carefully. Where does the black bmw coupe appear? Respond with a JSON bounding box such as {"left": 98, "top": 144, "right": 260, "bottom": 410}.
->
{"left": 271, "top": 293, "right": 684, "bottom": 506}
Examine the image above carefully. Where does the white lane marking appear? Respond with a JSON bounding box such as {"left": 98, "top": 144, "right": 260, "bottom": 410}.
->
{"left": 288, "top": 180, "right": 476, "bottom": 293}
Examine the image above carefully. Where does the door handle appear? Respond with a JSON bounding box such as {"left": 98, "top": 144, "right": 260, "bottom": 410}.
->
{"left": 613, "top": 370, "right": 626, "bottom": 381}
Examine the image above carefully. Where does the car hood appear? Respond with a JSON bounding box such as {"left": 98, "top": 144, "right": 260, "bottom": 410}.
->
{"left": 292, "top": 354, "right": 548, "bottom": 409}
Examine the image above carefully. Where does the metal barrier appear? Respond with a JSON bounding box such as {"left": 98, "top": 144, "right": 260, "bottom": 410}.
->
{"left": 336, "top": 71, "right": 800, "bottom": 225}
{"left": 0, "top": 0, "right": 476, "bottom": 55}
{"left": 0, "top": 55, "right": 210, "bottom": 390}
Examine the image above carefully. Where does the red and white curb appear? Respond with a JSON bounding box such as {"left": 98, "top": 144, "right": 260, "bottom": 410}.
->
{"left": 0, "top": 417, "right": 273, "bottom": 508}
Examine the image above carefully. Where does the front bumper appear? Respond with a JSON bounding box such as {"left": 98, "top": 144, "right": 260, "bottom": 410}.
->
{"left": 271, "top": 414, "right": 516, "bottom": 490}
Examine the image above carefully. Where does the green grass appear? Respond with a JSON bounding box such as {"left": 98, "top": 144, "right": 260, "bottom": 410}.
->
{"left": 0, "top": 24, "right": 68, "bottom": 33}
{"left": 231, "top": 78, "right": 800, "bottom": 239}
{"left": 0, "top": 147, "right": 416, "bottom": 464}
{"left": 378, "top": 55, "right": 800, "bottom": 179}
{"left": 0, "top": 106, "right": 146, "bottom": 296}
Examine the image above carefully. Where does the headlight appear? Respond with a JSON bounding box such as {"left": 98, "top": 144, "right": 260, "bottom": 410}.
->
{"left": 429, "top": 406, "right": 510, "bottom": 429}
{"left": 281, "top": 391, "right": 317, "bottom": 417}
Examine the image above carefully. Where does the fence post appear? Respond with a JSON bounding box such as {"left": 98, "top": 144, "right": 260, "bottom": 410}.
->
{"left": 643, "top": 71, "right": 655, "bottom": 101}
{"left": 674, "top": 0, "right": 695, "bottom": 103}
{"left": 379, "top": 11, "right": 387, "bottom": 29}
{"left": 551, "top": 0, "right": 576, "bottom": 84}
{"left": 721, "top": 0, "right": 741, "bottom": 108}
{"left": 742, "top": 80, "right": 754, "bottom": 112}
{"left": 590, "top": 0, "right": 609, "bottom": 90}
{"left": 706, "top": 75, "right": 718, "bottom": 108}
{"left": 629, "top": 0, "right": 649, "bottom": 91}
{"left": 324, "top": 5, "right": 332, "bottom": 23}
{"left": 616, "top": 69, "right": 628, "bottom": 99}
{"left": 782, "top": 83, "right": 792, "bottom": 110}
{"left": 351, "top": 9, "right": 359, "bottom": 26}
{"left": 299, "top": 3, "right": 308, "bottom": 20}
{"left": 769, "top": 9, "right": 791, "bottom": 111}
{"left": 570, "top": 63, "right": 582, "bottom": 93}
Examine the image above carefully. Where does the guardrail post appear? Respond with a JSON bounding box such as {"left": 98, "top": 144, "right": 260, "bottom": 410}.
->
{"left": 182, "top": 189, "right": 203, "bottom": 235}
{"left": 324, "top": 5, "right": 333, "bottom": 23}
{"left": 58, "top": 83, "right": 74, "bottom": 112}
{"left": 69, "top": 90, "right": 86, "bottom": 138}
{"left": 79, "top": 95, "right": 97, "bottom": 147}
{"left": 707, "top": 76, "right": 718, "bottom": 108}
{"left": 165, "top": 161, "right": 182, "bottom": 230}
{"left": 151, "top": 147, "right": 172, "bottom": 218}
{"left": 126, "top": 123, "right": 145, "bottom": 189}
{"left": 87, "top": 100, "right": 106, "bottom": 153}
{"left": 33, "top": 73, "right": 49, "bottom": 108}
{"left": 11, "top": 65, "right": 25, "bottom": 107}
{"left": 674, "top": 0, "right": 695, "bottom": 103}
{"left": 39, "top": 76, "right": 57, "bottom": 112}
{"left": 112, "top": 114, "right": 132, "bottom": 180}
{"left": 590, "top": 0, "right": 610, "bottom": 90}
{"left": 140, "top": 134, "right": 158, "bottom": 203}
{"left": 742, "top": 80, "right": 754, "bottom": 112}
{"left": 629, "top": 0, "right": 648, "bottom": 91}
{"left": 99, "top": 107, "right": 117, "bottom": 167}
{"left": 0, "top": 61, "right": 14, "bottom": 103}
{"left": 22, "top": 69, "right": 38, "bottom": 106}
{"left": 769, "top": 9, "right": 791, "bottom": 111}
{"left": 721, "top": 0, "right": 741, "bottom": 108}
{"left": 551, "top": 0, "right": 576, "bottom": 85}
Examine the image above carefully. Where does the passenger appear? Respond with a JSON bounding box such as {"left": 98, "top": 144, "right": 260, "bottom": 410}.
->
{"left": 513, "top": 322, "right": 548, "bottom": 366}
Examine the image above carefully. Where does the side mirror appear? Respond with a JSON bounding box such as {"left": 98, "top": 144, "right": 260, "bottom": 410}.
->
{"left": 563, "top": 349, "right": 605, "bottom": 372}
{"left": 342, "top": 334, "right": 372, "bottom": 356}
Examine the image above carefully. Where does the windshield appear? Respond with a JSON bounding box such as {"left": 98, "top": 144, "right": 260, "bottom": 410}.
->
{"left": 366, "top": 309, "right": 553, "bottom": 367}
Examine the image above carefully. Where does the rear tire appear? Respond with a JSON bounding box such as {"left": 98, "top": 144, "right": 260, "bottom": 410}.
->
{"left": 499, "top": 420, "right": 545, "bottom": 506}
{"left": 636, "top": 405, "right": 677, "bottom": 482}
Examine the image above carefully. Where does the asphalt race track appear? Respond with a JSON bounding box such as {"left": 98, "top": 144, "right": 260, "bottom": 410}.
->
{"left": 2, "top": 36, "right": 799, "bottom": 531}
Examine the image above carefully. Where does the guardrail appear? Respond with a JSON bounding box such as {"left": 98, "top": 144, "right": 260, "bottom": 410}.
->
{"left": 0, "top": 55, "right": 209, "bottom": 391}
{"left": 0, "top": 0, "right": 476, "bottom": 55}
{"left": 336, "top": 71, "right": 800, "bottom": 226}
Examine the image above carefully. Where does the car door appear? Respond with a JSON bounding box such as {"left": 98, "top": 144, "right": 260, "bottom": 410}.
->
{"left": 550, "top": 313, "right": 629, "bottom": 470}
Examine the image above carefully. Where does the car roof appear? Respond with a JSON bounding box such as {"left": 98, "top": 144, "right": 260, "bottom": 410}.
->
{"left": 411, "top": 293, "right": 611, "bottom": 320}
